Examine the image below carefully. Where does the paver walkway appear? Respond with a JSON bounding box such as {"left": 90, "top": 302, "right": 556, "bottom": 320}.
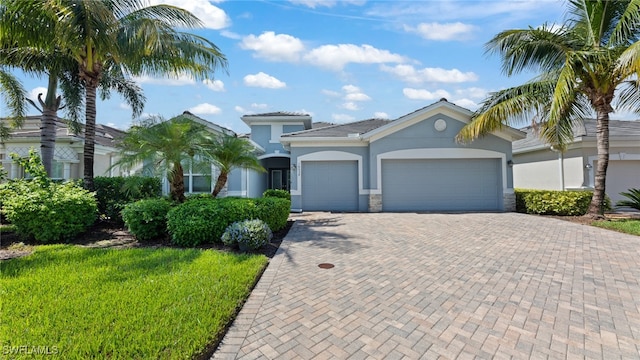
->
{"left": 213, "top": 212, "right": 640, "bottom": 359}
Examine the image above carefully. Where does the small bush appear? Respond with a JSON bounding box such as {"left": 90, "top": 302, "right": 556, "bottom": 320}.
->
{"left": 221, "top": 219, "right": 273, "bottom": 251}
{"left": 167, "top": 197, "right": 290, "bottom": 247}
{"left": 92, "top": 176, "right": 162, "bottom": 223}
{"left": 263, "top": 189, "right": 290, "bottom": 200}
{"left": 3, "top": 181, "right": 97, "bottom": 243}
{"left": 121, "top": 198, "right": 172, "bottom": 241}
{"left": 616, "top": 188, "right": 640, "bottom": 210}
{"left": 515, "top": 189, "right": 611, "bottom": 216}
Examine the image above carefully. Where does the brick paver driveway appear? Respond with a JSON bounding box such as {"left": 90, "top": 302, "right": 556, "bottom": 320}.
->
{"left": 214, "top": 212, "right": 640, "bottom": 359}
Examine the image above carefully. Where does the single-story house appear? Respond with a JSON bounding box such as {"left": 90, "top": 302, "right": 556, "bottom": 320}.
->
{"left": 512, "top": 119, "right": 640, "bottom": 204}
{"left": 4, "top": 100, "right": 527, "bottom": 213}
{"left": 1, "top": 116, "right": 127, "bottom": 180}
{"left": 235, "top": 99, "right": 525, "bottom": 212}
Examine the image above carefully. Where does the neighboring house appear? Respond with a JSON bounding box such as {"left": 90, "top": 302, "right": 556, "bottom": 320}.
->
{"left": 224, "top": 99, "right": 524, "bottom": 212}
{"left": 512, "top": 119, "right": 640, "bottom": 204}
{"left": 1, "top": 116, "right": 127, "bottom": 180}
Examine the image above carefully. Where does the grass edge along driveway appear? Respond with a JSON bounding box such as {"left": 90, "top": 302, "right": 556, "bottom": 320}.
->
{"left": 0, "top": 245, "right": 268, "bottom": 359}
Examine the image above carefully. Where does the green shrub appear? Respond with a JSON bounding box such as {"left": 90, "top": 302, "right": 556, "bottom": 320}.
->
{"left": 515, "top": 189, "right": 611, "bottom": 216}
{"left": 1, "top": 150, "right": 96, "bottom": 242}
{"left": 263, "top": 189, "right": 291, "bottom": 200}
{"left": 3, "top": 181, "right": 97, "bottom": 243}
{"left": 616, "top": 188, "right": 640, "bottom": 210}
{"left": 121, "top": 198, "right": 172, "bottom": 241}
{"left": 167, "top": 197, "right": 290, "bottom": 247}
{"left": 92, "top": 176, "right": 162, "bottom": 223}
{"left": 221, "top": 219, "right": 273, "bottom": 250}
{"left": 254, "top": 197, "right": 290, "bottom": 231}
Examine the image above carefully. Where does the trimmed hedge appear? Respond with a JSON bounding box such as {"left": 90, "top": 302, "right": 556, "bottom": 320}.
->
{"left": 515, "top": 189, "right": 610, "bottom": 216}
{"left": 167, "top": 197, "right": 290, "bottom": 247}
{"left": 92, "top": 176, "right": 162, "bottom": 223}
{"left": 263, "top": 189, "right": 290, "bottom": 200}
{"left": 121, "top": 198, "right": 172, "bottom": 241}
{"left": 2, "top": 181, "right": 97, "bottom": 243}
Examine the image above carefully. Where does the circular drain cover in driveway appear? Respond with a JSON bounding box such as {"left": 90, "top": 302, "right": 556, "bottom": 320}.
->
{"left": 318, "top": 263, "right": 334, "bottom": 269}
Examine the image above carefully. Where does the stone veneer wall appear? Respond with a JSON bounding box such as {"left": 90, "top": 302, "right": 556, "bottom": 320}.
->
{"left": 503, "top": 192, "right": 516, "bottom": 212}
{"left": 368, "top": 194, "right": 382, "bottom": 212}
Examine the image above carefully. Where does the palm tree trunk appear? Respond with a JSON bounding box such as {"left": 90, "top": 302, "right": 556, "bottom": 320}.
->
{"left": 171, "top": 162, "right": 186, "bottom": 203}
{"left": 212, "top": 172, "right": 228, "bottom": 198}
{"left": 587, "top": 109, "right": 610, "bottom": 217}
{"left": 83, "top": 82, "right": 97, "bottom": 191}
{"left": 40, "top": 75, "right": 61, "bottom": 178}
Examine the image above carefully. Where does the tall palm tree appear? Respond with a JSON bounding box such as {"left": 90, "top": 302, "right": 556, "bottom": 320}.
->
{"left": 46, "top": 0, "right": 227, "bottom": 190}
{"left": 200, "top": 134, "right": 265, "bottom": 198}
{"left": 457, "top": 0, "right": 640, "bottom": 217}
{"left": 0, "top": 2, "right": 145, "bottom": 177}
{"left": 112, "top": 116, "right": 208, "bottom": 203}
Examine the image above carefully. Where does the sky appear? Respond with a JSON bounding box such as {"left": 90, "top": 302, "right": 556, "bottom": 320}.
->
{"left": 6, "top": 0, "right": 635, "bottom": 134}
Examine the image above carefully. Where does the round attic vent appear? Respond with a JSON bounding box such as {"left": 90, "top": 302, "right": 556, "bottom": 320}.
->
{"left": 434, "top": 119, "right": 447, "bottom": 132}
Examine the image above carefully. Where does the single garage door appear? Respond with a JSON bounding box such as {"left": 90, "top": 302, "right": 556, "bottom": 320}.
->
{"left": 606, "top": 160, "right": 640, "bottom": 204}
{"left": 382, "top": 158, "right": 501, "bottom": 211}
{"left": 302, "top": 161, "right": 358, "bottom": 211}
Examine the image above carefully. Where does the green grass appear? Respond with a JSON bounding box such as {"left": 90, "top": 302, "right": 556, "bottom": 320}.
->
{"left": 1, "top": 245, "right": 268, "bottom": 359}
{"left": 593, "top": 219, "right": 640, "bottom": 236}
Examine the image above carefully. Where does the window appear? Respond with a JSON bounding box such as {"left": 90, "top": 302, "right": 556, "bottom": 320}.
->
{"left": 182, "top": 158, "right": 212, "bottom": 193}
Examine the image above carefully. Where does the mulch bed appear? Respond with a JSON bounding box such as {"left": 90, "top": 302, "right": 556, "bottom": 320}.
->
{"left": 0, "top": 220, "right": 294, "bottom": 261}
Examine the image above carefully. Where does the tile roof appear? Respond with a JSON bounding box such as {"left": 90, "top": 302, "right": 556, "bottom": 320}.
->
{"left": 513, "top": 119, "right": 640, "bottom": 151}
{"left": 282, "top": 118, "right": 392, "bottom": 138}
{"left": 8, "top": 116, "right": 125, "bottom": 148}
{"left": 243, "top": 111, "right": 311, "bottom": 117}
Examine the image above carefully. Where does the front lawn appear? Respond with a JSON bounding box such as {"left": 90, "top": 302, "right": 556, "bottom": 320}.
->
{"left": 0, "top": 245, "right": 268, "bottom": 359}
{"left": 593, "top": 219, "right": 640, "bottom": 236}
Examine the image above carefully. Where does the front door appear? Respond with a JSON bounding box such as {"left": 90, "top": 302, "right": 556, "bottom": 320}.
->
{"left": 270, "top": 169, "right": 290, "bottom": 190}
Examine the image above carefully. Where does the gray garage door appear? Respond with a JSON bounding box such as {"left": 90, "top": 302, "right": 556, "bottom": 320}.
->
{"left": 382, "top": 158, "right": 501, "bottom": 211}
{"left": 302, "top": 161, "right": 358, "bottom": 211}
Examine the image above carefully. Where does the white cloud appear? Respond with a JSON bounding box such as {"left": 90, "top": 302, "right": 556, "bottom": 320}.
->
{"left": 403, "top": 88, "right": 451, "bottom": 101}
{"left": 404, "top": 22, "right": 475, "bottom": 41}
{"left": 451, "top": 98, "right": 478, "bottom": 110}
{"left": 288, "top": 0, "right": 365, "bottom": 8}
{"left": 322, "top": 89, "right": 341, "bottom": 97}
{"left": 341, "top": 102, "right": 360, "bottom": 111}
{"left": 455, "top": 87, "right": 487, "bottom": 99}
{"left": 381, "top": 64, "right": 478, "bottom": 84}
{"left": 240, "top": 31, "right": 305, "bottom": 62}
{"left": 374, "top": 111, "right": 389, "bottom": 119}
{"left": 332, "top": 113, "right": 355, "bottom": 123}
{"left": 243, "top": 72, "right": 287, "bottom": 89}
{"left": 304, "top": 44, "right": 406, "bottom": 71}
{"left": 149, "top": 0, "right": 230, "bottom": 29}
{"left": 220, "top": 30, "right": 242, "bottom": 40}
{"left": 235, "top": 106, "right": 248, "bottom": 113}
{"left": 28, "top": 87, "right": 49, "bottom": 102}
{"left": 251, "top": 103, "right": 269, "bottom": 109}
{"left": 203, "top": 79, "right": 225, "bottom": 92}
{"left": 134, "top": 74, "right": 196, "bottom": 86}
{"left": 118, "top": 102, "right": 131, "bottom": 110}
{"left": 188, "top": 103, "right": 222, "bottom": 115}
{"left": 105, "top": 122, "right": 121, "bottom": 129}
{"left": 342, "top": 84, "right": 371, "bottom": 101}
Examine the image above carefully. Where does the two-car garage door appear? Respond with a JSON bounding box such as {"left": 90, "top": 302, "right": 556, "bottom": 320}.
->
{"left": 381, "top": 158, "right": 502, "bottom": 211}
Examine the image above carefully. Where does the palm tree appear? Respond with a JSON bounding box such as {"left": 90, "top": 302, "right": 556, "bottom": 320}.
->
{"left": 112, "top": 116, "right": 208, "bottom": 203}
{"left": 0, "top": 2, "right": 145, "bottom": 177}
{"left": 200, "top": 134, "right": 265, "bottom": 198}
{"left": 457, "top": 0, "right": 640, "bottom": 217}
{"left": 45, "top": 0, "right": 227, "bottom": 191}
{"left": 0, "top": 68, "right": 26, "bottom": 140}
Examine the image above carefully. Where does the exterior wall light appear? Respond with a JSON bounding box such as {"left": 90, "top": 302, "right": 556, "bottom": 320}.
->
{"left": 584, "top": 163, "right": 592, "bottom": 170}
{"left": 507, "top": 160, "right": 514, "bottom": 167}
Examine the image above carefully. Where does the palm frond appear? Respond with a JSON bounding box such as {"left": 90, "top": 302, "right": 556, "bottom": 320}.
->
{"left": 0, "top": 67, "right": 27, "bottom": 121}
{"left": 616, "top": 188, "right": 640, "bottom": 210}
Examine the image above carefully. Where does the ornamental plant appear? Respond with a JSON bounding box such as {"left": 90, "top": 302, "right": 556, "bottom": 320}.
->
{"left": 221, "top": 219, "right": 272, "bottom": 251}
{"left": 121, "top": 198, "right": 172, "bottom": 241}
